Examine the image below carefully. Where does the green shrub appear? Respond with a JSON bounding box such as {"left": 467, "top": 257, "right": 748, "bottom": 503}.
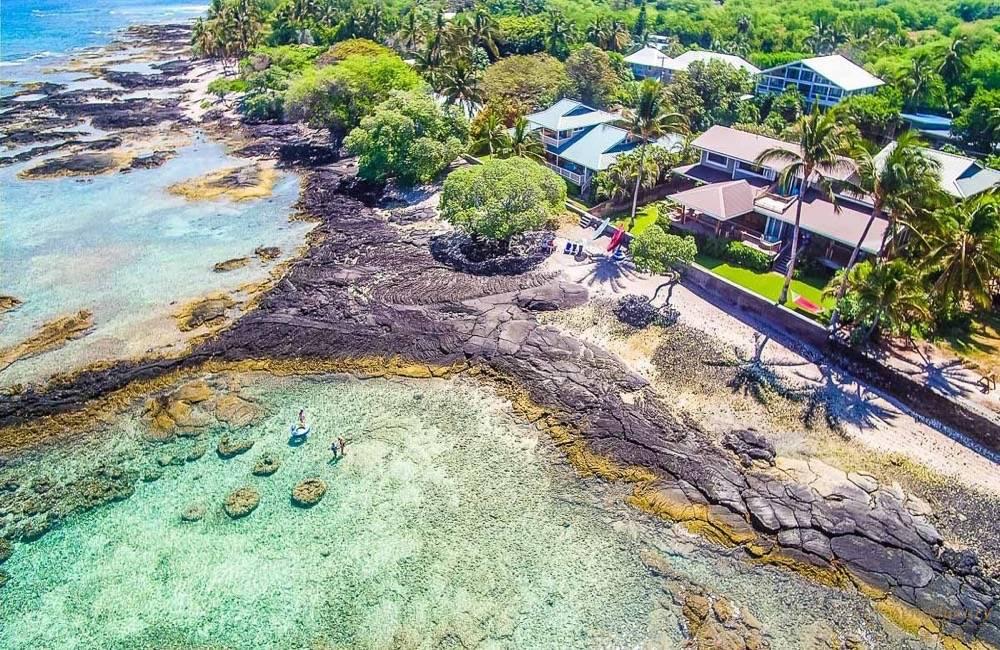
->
{"left": 723, "top": 241, "right": 772, "bottom": 272}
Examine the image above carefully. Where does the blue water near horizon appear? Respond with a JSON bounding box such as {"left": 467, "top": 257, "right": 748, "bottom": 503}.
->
{"left": 1, "top": 0, "right": 206, "bottom": 64}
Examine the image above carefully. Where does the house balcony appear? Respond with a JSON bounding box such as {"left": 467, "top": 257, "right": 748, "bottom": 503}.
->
{"left": 541, "top": 134, "right": 561, "bottom": 149}
{"left": 753, "top": 191, "right": 796, "bottom": 216}
{"left": 545, "top": 162, "right": 583, "bottom": 186}
{"left": 736, "top": 229, "right": 781, "bottom": 254}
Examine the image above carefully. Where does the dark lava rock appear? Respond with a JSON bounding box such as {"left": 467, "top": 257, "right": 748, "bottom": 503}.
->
{"left": 252, "top": 452, "right": 281, "bottom": 477}
{"left": 102, "top": 70, "right": 184, "bottom": 90}
{"left": 941, "top": 547, "right": 980, "bottom": 576}
{"left": 127, "top": 150, "right": 173, "bottom": 170}
{"left": 254, "top": 246, "right": 281, "bottom": 261}
{"left": 430, "top": 231, "right": 554, "bottom": 276}
{"left": 514, "top": 282, "right": 588, "bottom": 312}
{"left": 217, "top": 434, "right": 255, "bottom": 459}
{"left": 0, "top": 538, "right": 11, "bottom": 564}
{"left": 181, "top": 503, "right": 207, "bottom": 522}
{"left": 236, "top": 123, "right": 339, "bottom": 167}
{"left": 19, "top": 152, "right": 119, "bottom": 178}
{"left": 185, "top": 443, "right": 208, "bottom": 462}
{"left": 614, "top": 294, "right": 679, "bottom": 328}
{"left": 291, "top": 478, "right": 327, "bottom": 508}
{"left": 722, "top": 429, "right": 776, "bottom": 467}
{"left": 142, "top": 469, "right": 164, "bottom": 483}
{"left": 0, "top": 570, "right": 8, "bottom": 589}
{"left": 223, "top": 487, "right": 260, "bottom": 519}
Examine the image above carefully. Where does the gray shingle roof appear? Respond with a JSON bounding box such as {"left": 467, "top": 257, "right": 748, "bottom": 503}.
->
{"left": 524, "top": 98, "right": 618, "bottom": 132}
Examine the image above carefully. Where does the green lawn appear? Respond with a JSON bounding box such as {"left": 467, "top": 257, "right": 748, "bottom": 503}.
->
{"left": 614, "top": 204, "right": 658, "bottom": 236}
{"left": 695, "top": 254, "right": 835, "bottom": 319}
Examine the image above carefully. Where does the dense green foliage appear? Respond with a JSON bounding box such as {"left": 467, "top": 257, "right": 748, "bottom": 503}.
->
{"left": 439, "top": 158, "right": 566, "bottom": 241}
{"left": 481, "top": 54, "right": 570, "bottom": 111}
{"left": 724, "top": 241, "right": 772, "bottom": 272}
{"left": 283, "top": 51, "right": 423, "bottom": 132}
{"left": 565, "top": 44, "right": 626, "bottom": 108}
{"left": 344, "top": 91, "right": 468, "bottom": 184}
{"left": 629, "top": 225, "right": 697, "bottom": 274}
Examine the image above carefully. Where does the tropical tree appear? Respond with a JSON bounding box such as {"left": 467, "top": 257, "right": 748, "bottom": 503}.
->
{"left": 438, "top": 59, "right": 485, "bottom": 117}
{"left": 828, "top": 130, "right": 940, "bottom": 331}
{"left": 925, "top": 191, "right": 1000, "bottom": 310}
{"left": 499, "top": 116, "right": 544, "bottom": 160}
{"left": 826, "top": 260, "right": 930, "bottom": 341}
{"left": 624, "top": 79, "right": 687, "bottom": 228}
{"left": 893, "top": 53, "right": 944, "bottom": 110}
{"left": 545, "top": 12, "right": 573, "bottom": 58}
{"left": 755, "top": 107, "right": 859, "bottom": 305}
{"left": 467, "top": 9, "right": 501, "bottom": 61}
{"left": 395, "top": 10, "right": 424, "bottom": 53}
{"left": 472, "top": 112, "right": 507, "bottom": 156}
{"left": 630, "top": 225, "right": 697, "bottom": 275}
{"left": 938, "top": 36, "right": 969, "bottom": 88}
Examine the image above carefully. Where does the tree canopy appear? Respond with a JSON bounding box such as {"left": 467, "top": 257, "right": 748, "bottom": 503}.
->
{"left": 629, "top": 225, "right": 697, "bottom": 274}
{"left": 481, "top": 54, "right": 570, "bottom": 112}
{"left": 439, "top": 158, "right": 566, "bottom": 241}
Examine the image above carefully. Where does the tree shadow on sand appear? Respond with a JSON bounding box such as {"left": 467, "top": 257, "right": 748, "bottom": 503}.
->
{"left": 704, "top": 334, "right": 813, "bottom": 405}
{"left": 576, "top": 255, "right": 643, "bottom": 294}
{"left": 797, "top": 364, "right": 897, "bottom": 434}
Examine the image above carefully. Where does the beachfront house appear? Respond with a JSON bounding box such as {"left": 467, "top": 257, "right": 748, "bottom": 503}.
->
{"left": 668, "top": 126, "right": 1000, "bottom": 273}
{"left": 625, "top": 46, "right": 759, "bottom": 82}
{"left": 755, "top": 55, "right": 883, "bottom": 108}
{"left": 523, "top": 98, "right": 682, "bottom": 193}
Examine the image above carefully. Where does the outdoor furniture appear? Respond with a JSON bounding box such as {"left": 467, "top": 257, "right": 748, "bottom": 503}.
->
{"left": 791, "top": 292, "right": 823, "bottom": 315}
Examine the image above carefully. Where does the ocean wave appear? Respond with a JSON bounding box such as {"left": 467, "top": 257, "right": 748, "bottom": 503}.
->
{"left": 0, "top": 51, "right": 64, "bottom": 66}
{"left": 31, "top": 8, "right": 102, "bottom": 16}
{"left": 109, "top": 4, "right": 207, "bottom": 15}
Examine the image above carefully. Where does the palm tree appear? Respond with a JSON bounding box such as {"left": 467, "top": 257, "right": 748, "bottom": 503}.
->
{"left": 500, "top": 116, "right": 544, "bottom": 161}
{"left": 826, "top": 260, "right": 930, "bottom": 341}
{"left": 596, "top": 152, "right": 658, "bottom": 204}
{"left": 624, "top": 79, "right": 687, "bottom": 229}
{"left": 468, "top": 8, "right": 501, "bottom": 60}
{"left": 396, "top": 10, "right": 424, "bottom": 54}
{"left": 828, "top": 131, "right": 940, "bottom": 331}
{"left": 895, "top": 53, "right": 940, "bottom": 110}
{"left": 439, "top": 59, "right": 485, "bottom": 117}
{"left": 926, "top": 191, "right": 1000, "bottom": 310}
{"left": 938, "top": 36, "right": 968, "bottom": 88}
{"left": 606, "top": 20, "right": 631, "bottom": 53}
{"left": 546, "top": 12, "right": 572, "bottom": 57}
{"left": 473, "top": 112, "right": 507, "bottom": 156}
{"left": 756, "top": 107, "right": 859, "bottom": 305}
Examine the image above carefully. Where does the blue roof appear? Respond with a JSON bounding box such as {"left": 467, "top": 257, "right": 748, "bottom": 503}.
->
{"left": 553, "top": 123, "right": 637, "bottom": 171}
{"left": 900, "top": 112, "right": 952, "bottom": 131}
{"left": 524, "top": 98, "right": 619, "bottom": 132}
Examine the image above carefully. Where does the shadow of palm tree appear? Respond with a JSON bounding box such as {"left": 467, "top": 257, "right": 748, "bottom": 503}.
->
{"left": 577, "top": 254, "right": 642, "bottom": 294}
{"left": 896, "top": 346, "right": 984, "bottom": 399}
{"left": 704, "top": 334, "right": 812, "bottom": 404}
{"left": 797, "top": 364, "right": 897, "bottom": 433}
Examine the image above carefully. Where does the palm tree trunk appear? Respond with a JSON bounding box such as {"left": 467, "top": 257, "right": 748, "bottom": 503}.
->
{"left": 629, "top": 146, "right": 646, "bottom": 230}
{"left": 778, "top": 185, "right": 805, "bottom": 305}
{"left": 829, "top": 206, "right": 878, "bottom": 332}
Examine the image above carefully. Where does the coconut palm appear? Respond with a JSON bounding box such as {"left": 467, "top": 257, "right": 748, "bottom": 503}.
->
{"left": 546, "top": 12, "right": 572, "bottom": 57}
{"left": 826, "top": 260, "right": 930, "bottom": 341}
{"left": 473, "top": 112, "right": 507, "bottom": 156}
{"left": 925, "top": 191, "right": 1000, "bottom": 310}
{"left": 755, "top": 107, "right": 859, "bottom": 305}
{"left": 895, "top": 53, "right": 941, "bottom": 110}
{"left": 624, "top": 79, "right": 687, "bottom": 229}
{"left": 395, "top": 10, "right": 424, "bottom": 53}
{"left": 828, "top": 131, "right": 940, "bottom": 331}
{"left": 938, "top": 36, "right": 968, "bottom": 88}
{"left": 499, "top": 116, "right": 544, "bottom": 161}
{"left": 468, "top": 8, "right": 501, "bottom": 60}
{"left": 439, "top": 59, "right": 484, "bottom": 117}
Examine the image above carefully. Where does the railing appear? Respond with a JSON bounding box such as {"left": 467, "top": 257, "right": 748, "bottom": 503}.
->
{"left": 754, "top": 191, "right": 796, "bottom": 214}
{"left": 738, "top": 230, "right": 781, "bottom": 254}
{"left": 545, "top": 162, "right": 582, "bottom": 186}
{"left": 541, "top": 135, "right": 560, "bottom": 149}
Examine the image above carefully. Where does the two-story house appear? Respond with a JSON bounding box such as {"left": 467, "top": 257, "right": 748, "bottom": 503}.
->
{"left": 756, "top": 55, "right": 883, "bottom": 108}
{"left": 625, "top": 46, "right": 759, "bottom": 82}
{"left": 668, "top": 126, "right": 1000, "bottom": 272}
{"left": 523, "top": 98, "right": 683, "bottom": 193}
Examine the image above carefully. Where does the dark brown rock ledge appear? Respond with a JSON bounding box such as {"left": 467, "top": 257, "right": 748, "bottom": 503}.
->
{"left": 1, "top": 158, "right": 997, "bottom": 647}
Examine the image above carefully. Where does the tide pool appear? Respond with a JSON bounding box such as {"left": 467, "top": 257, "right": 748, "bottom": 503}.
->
{"left": 0, "top": 375, "right": 674, "bottom": 649}
{"left": 0, "top": 134, "right": 312, "bottom": 386}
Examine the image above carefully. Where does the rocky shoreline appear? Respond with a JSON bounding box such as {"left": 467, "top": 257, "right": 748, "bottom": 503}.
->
{"left": 1, "top": 24, "right": 998, "bottom": 650}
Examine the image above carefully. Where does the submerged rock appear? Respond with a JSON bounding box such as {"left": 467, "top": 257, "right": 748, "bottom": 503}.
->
{"left": 18, "top": 152, "right": 122, "bottom": 179}
{"left": 223, "top": 487, "right": 260, "bottom": 519}
{"left": 127, "top": 150, "right": 173, "bottom": 170}
{"left": 181, "top": 503, "right": 206, "bottom": 522}
{"left": 213, "top": 257, "right": 250, "bottom": 272}
{"left": 254, "top": 246, "right": 281, "bottom": 261}
{"left": 680, "top": 589, "right": 770, "bottom": 650}
{"left": 0, "top": 295, "right": 22, "bottom": 315}
{"left": 252, "top": 452, "right": 281, "bottom": 476}
{"left": 0, "top": 538, "right": 12, "bottom": 564}
{"left": 168, "top": 164, "right": 278, "bottom": 202}
{"left": 0, "top": 570, "right": 8, "bottom": 589}
{"left": 173, "top": 293, "right": 236, "bottom": 332}
{"left": 217, "top": 434, "right": 254, "bottom": 459}
{"left": 0, "top": 310, "right": 93, "bottom": 371}
{"left": 291, "top": 478, "right": 326, "bottom": 508}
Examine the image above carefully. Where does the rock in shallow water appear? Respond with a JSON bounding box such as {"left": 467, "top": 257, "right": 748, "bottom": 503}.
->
{"left": 291, "top": 478, "right": 327, "bottom": 508}
{"left": 181, "top": 503, "right": 206, "bottom": 522}
{"left": 0, "top": 538, "right": 12, "bottom": 564}
{"left": 217, "top": 434, "right": 254, "bottom": 459}
{"left": 252, "top": 452, "right": 281, "bottom": 476}
{"left": 223, "top": 487, "right": 260, "bottom": 519}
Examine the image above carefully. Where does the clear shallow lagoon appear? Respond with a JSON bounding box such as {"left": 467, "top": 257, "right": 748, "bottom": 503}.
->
{"left": 0, "top": 135, "right": 312, "bottom": 386}
{"left": 0, "top": 375, "right": 675, "bottom": 649}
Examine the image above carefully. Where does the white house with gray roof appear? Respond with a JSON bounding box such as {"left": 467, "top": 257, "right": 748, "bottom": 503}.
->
{"left": 756, "top": 55, "right": 883, "bottom": 107}
{"left": 874, "top": 143, "right": 1000, "bottom": 200}
{"left": 625, "top": 46, "right": 759, "bottom": 82}
{"left": 523, "top": 98, "right": 682, "bottom": 191}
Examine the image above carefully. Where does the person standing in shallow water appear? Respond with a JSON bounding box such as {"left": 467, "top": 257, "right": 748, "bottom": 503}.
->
{"left": 330, "top": 437, "right": 346, "bottom": 461}
{"left": 338, "top": 437, "right": 346, "bottom": 457}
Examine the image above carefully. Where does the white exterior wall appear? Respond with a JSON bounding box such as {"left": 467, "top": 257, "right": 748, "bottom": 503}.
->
{"left": 755, "top": 62, "right": 871, "bottom": 107}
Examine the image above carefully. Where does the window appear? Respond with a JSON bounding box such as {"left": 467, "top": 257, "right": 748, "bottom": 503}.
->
{"left": 736, "top": 161, "right": 767, "bottom": 177}
{"left": 705, "top": 152, "right": 729, "bottom": 167}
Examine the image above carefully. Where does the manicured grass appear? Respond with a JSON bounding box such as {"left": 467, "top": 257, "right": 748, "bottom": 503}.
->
{"left": 695, "top": 253, "right": 835, "bottom": 318}
{"left": 938, "top": 312, "right": 1000, "bottom": 377}
{"left": 613, "top": 204, "right": 658, "bottom": 236}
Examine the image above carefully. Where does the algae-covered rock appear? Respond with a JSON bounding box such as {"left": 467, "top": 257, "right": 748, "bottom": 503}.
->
{"left": 0, "top": 570, "right": 8, "bottom": 589}
{"left": 217, "top": 434, "right": 254, "bottom": 459}
{"left": 0, "top": 538, "right": 12, "bottom": 564}
{"left": 18, "top": 152, "right": 122, "bottom": 179}
{"left": 186, "top": 443, "right": 208, "bottom": 462}
{"left": 0, "top": 295, "right": 22, "bottom": 315}
{"left": 252, "top": 452, "right": 281, "bottom": 476}
{"left": 181, "top": 503, "right": 207, "bottom": 522}
{"left": 168, "top": 163, "right": 278, "bottom": 202}
{"left": 174, "top": 293, "right": 236, "bottom": 331}
{"left": 254, "top": 246, "right": 281, "bottom": 261}
{"left": 291, "top": 478, "right": 327, "bottom": 508}
{"left": 224, "top": 487, "right": 260, "bottom": 519}
{"left": 213, "top": 257, "right": 250, "bottom": 272}
{"left": 0, "top": 309, "right": 93, "bottom": 371}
